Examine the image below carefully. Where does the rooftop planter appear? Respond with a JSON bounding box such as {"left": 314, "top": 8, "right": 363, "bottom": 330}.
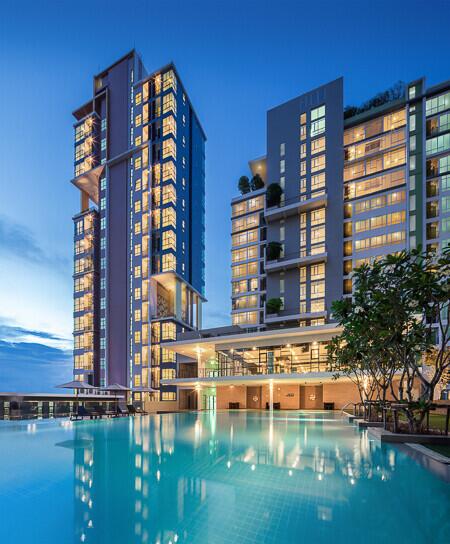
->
{"left": 344, "top": 81, "right": 405, "bottom": 120}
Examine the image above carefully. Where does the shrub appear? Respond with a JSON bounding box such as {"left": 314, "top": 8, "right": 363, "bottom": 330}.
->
{"left": 251, "top": 174, "right": 264, "bottom": 190}
{"left": 266, "top": 297, "right": 283, "bottom": 315}
{"left": 266, "top": 183, "right": 283, "bottom": 207}
{"left": 266, "top": 241, "right": 283, "bottom": 261}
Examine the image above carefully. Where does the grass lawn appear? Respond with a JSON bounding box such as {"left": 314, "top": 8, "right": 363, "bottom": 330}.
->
{"left": 398, "top": 412, "right": 449, "bottom": 432}
{"left": 425, "top": 444, "right": 450, "bottom": 458}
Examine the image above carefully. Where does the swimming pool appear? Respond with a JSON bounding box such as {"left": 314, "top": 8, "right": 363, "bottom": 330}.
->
{"left": 0, "top": 411, "right": 449, "bottom": 543}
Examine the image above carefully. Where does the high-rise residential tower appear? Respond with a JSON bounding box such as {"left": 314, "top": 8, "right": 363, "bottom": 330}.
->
{"left": 71, "top": 51, "right": 206, "bottom": 407}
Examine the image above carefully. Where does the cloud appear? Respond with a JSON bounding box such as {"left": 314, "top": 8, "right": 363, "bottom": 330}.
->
{"left": 0, "top": 322, "right": 65, "bottom": 342}
{"left": 0, "top": 214, "right": 69, "bottom": 271}
{"left": 0, "top": 340, "right": 72, "bottom": 392}
{"left": 0, "top": 318, "right": 72, "bottom": 351}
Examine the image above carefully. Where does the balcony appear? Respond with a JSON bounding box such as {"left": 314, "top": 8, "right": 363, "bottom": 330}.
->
{"left": 265, "top": 250, "right": 327, "bottom": 273}
{"left": 264, "top": 193, "right": 327, "bottom": 222}
{"left": 264, "top": 307, "right": 327, "bottom": 324}
{"left": 175, "top": 357, "right": 335, "bottom": 380}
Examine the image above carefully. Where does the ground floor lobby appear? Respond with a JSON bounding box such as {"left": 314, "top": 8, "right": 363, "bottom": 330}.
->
{"left": 174, "top": 379, "right": 363, "bottom": 411}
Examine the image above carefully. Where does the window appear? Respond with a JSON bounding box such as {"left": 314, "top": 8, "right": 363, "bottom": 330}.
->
{"left": 162, "top": 93, "right": 177, "bottom": 115}
{"left": 426, "top": 91, "right": 450, "bottom": 117}
{"left": 310, "top": 118, "right": 325, "bottom": 137}
{"left": 311, "top": 136, "right": 325, "bottom": 155}
{"left": 311, "top": 263, "right": 325, "bottom": 280}
{"left": 311, "top": 105, "right": 325, "bottom": 121}
{"left": 311, "top": 226, "right": 325, "bottom": 244}
{"left": 280, "top": 143, "right": 285, "bottom": 156}
{"left": 355, "top": 231, "right": 406, "bottom": 252}
{"left": 311, "top": 208, "right": 325, "bottom": 225}
{"left": 162, "top": 138, "right": 176, "bottom": 160}
{"left": 162, "top": 230, "right": 176, "bottom": 251}
{"left": 162, "top": 207, "right": 176, "bottom": 228}
{"left": 426, "top": 134, "right": 450, "bottom": 156}
{"left": 344, "top": 169, "right": 405, "bottom": 200}
{"left": 163, "top": 115, "right": 176, "bottom": 137}
{"left": 162, "top": 253, "right": 176, "bottom": 272}
{"left": 161, "top": 392, "right": 177, "bottom": 401}
{"left": 162, "top": 322, "right": 176, "bottom": 340}
{"left": 135, "top": 92, "right": 142, "bottom": 105}
{"left": 311, "top": 280, "right": 325, "bottom": 298}
{"left": 311, "top": 154, "right": 326, "bottom": 172}
{"left": 135, "top": 114, "right": 142, "bottom": 127}
{"left": 311, "top": 173, "right": 325, "bottom": 192}
{"left": 280, "top": 159, "right": 285, "bottom": 173}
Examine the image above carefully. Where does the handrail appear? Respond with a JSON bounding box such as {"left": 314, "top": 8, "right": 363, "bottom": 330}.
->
{"left": 341, "top": 401, "right": 357, "bottom": 415}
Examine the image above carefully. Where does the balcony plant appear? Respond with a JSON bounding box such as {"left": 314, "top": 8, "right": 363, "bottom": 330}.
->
{"left": 250, "top": 173, "right": 264, "bottom": 190}
{"left": 266, "top": 297, "right": 283, "bottom": 315}
{"left": 266, "top": 183, "right": 283, "bottom": 207}
{"left": 238, "top": 175, "right": 251, "bottom": 195}
{"left": 266, "top": 241, "right": 283, "bottom": 261}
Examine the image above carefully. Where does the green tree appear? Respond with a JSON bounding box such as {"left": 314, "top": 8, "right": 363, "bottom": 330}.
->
{"left": 250, "top": 174, "right": 264, "bottom": 190}
{"left": 330, "top": 248, "right": 450, "bottom": 433}
{"left": 266, "top": 298, "right": 283, "bottom": 315}
{"left": 238, "top": 176, "right": 250, "bottom": 194}
{"left": 266, "top": 183, "right": 283, "bottom": 207}
{"left": 266, "top": 241, "right": 283, "bottom": 261}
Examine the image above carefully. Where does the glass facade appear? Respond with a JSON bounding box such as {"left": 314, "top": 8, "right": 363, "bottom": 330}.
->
{"left": 72, "top": 53, "right": 205, "bottom": 403}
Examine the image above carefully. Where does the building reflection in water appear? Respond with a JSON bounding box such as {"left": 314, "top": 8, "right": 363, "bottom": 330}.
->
{"left": 72, "top": 411, "right": 400, "bottom": 544}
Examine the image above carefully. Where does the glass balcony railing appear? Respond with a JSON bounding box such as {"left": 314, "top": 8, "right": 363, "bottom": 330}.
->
{"left": 182, "top": 359, "right": 335, "bottom": 379}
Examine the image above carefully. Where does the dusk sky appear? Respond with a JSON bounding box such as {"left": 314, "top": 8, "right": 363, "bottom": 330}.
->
{"left": 1, "top": 0, "right": 450, "bottom": 391}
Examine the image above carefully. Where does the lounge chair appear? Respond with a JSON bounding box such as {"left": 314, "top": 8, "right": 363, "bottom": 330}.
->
{"left": 71, "top": 405, "right": 96, "bottom": 420}
{"left": 127, "top": 404, "right": 148, "bottom": 415}
{"left": 116, "top": 405, "right": 130, "bottom": 417}
{"left": 95, "top": 405, "right": 117, "bottom": 418}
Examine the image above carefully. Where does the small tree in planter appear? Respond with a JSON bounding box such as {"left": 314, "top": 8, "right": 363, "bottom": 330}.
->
{"left": 238, "top": 176, "right": 251, "bottom": 194}
{"left": 266, "top": 297, "right": 283, "bottom": 315}
{"left": 266, "top": 183, "right": 283, "bottom": 207}
{"left": 251, "top": 173, "right": 264, "bottom": 190}
{"left": 266, "top": 241, "right": 283, "bottom": 261}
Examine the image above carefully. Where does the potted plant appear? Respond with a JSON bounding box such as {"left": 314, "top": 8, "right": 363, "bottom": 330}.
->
{"left": 238, "top": 175, "right": 251, "bottom": 194}
{"left": 266, "top": 297, "right": 283, "bottom": 315}
{"left": 266, "top": 183, "right": 283, "bottom": 207}
{"left": 266, "top": 241, "right": 283, "bottom": 261}
{"left": 250, "top": 173, "right": 264, "bottom": 190}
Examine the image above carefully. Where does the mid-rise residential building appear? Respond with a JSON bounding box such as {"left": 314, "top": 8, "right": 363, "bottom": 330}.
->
{"left": 231, "top": 76, "right": 450, "bottom": 331}
{"left": 71, "top": 51, "right": 206, "bottom": 407}
{"left": 162, "top": 75, "right": 450, "bottom": 411}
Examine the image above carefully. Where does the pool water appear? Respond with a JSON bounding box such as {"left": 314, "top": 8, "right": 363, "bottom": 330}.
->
{"left": 0, "top": 411, "right": 449, "bottom": 544}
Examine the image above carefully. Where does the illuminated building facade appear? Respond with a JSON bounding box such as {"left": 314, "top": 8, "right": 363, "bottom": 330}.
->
{"left": 231, "top": 77, "right": 450, "bottom": 330}
{"left": 163, "top": 76, "right": 450, "bottom": 410}
{"left": 71, "top": 51, "right": 206, "bottom": 405}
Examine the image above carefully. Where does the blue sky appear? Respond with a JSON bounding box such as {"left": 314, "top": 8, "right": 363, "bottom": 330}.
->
{"left": 1, "top": 0, "right": 450, "bottom": 391}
